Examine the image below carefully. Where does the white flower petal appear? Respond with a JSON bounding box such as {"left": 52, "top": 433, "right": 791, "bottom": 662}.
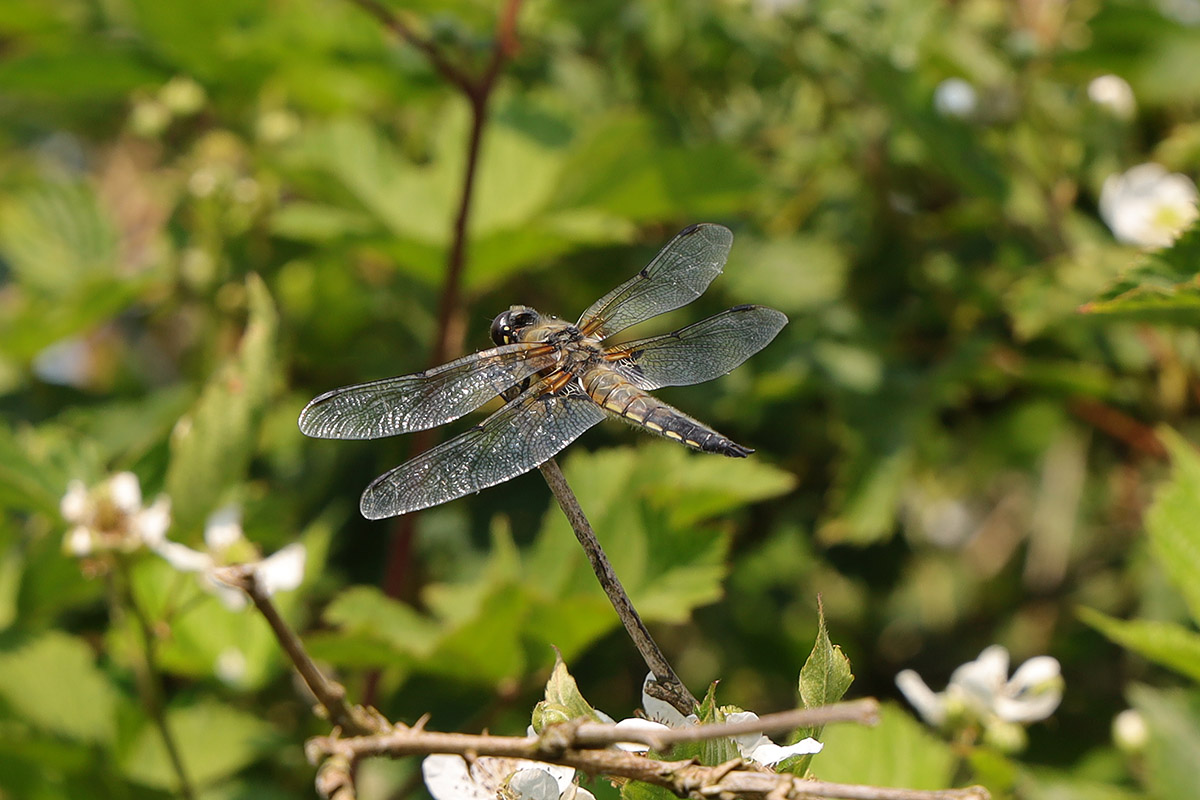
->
{"left": 256, "top": 543, "right": 306, "bottom": 595}
{"left": 204, "top": 505, "right": 243, "bottom": 552}
{"left": 1100, "top": 163, "right": 1199, "bottom": 248}
{"left": 895, "top": 669, "right": 947, "bottom": 726}
{"left": 725, "top": 711, "right": 770, "bottom": 757}
{"left": 1088, "top": 74, "right": 1136, "bottom": 119}
{"left": 108, "top": 472, "right": 142, "bottom": 513}
{"left": 64, "top": 526, "right": 94, "bottom": 556}
{"left": 950, "top": 646, "right": 1009, "bottom": 708}
{"left": 423, "top": 755, "right": 494, "bottom": 800}
{"left": 1008, "top": 656, "right": 1061, "bottom": 691}
{"left": 748, "top": 737, "right": 823, "bottom": 767}
{"left": 155, "top": 540, "right": 213, "bottom": 574}
{"left": 60, "top": 481, "right": 90, "bottom": 523}
{"left": 641, "top": 673, "right": 695, "bottom": 727}
{"left": 507, "top": 769, "right": 562, "bottom": 800}
{"left": 613, "top": 718, "right": 670, "bottom": 752}
{"left": 933, "top": 78, "right": 977, "bottom": 118}
{"left": 134, "top": 496, "right": 172, "bottom": 547}
{"left": 215, "top": 647, "right": 248, "bottom": 685}
{"left": 993, "top": 690, "right": 1061, "bottom": 723}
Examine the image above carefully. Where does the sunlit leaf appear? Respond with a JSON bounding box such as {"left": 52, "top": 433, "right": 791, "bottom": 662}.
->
{"left": 1129, "top": 685, "right": 1200, "bottom": 800}
{"left": 0, "top": 632, "right": 118, "bottom": 745}
{"left": 807, "top": 703, "right": 955, "bottom": 790}
{"left": 1079, "top": 608, "right": 1200, "bottom": 685}
{"left": 1081, "top": 221, "right": 1200, "bottom": 324}
{"left": 165, "top": 274, "right": 278, "bottom": 531}
{"left": 1144, "top": 427, "right": 1200, "bottom": 624}
{"left": 119, "top": 699, "right": 278, "bottom": 790}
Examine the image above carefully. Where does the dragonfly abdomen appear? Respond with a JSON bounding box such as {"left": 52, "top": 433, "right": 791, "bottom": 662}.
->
{"left": 581, "top": 369, "right": 752, "bottom": 457}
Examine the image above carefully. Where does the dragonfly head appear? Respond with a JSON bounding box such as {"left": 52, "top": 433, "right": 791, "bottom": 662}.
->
{"left": 490, "top": 305, "right": 540, "bottom": 345}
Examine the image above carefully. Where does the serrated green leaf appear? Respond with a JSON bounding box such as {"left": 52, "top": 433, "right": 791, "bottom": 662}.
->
{"left": 1129, "top": 684, "right": 1200, "bottom": 800}
{"left": 532, "top": 652, "right": 601, "bottom": 731}
{"left": 807, "top": 703, "right": 955, "bottom": 790}
{"left": 798, "top": 601, "right": 854, "bottom": 714}
{"left": 1082, "top": 220, "right": 1200, "bottom": 324}
{"left": 119, "top": 699, "right": 277, "bottom": 790}
{"left": 1079, "top": 607, "right": 1200, "bottom": 684}
{"left": 1144, "top": 428, "right": 1200, "bottom": 624}
{"left": 0, "top": 632, "right": 118, "bottom": 746}
{"left": 791, "top": 599, "right": 853, "bottom": 775}
{"left": 165, "top": 274, "right": 278, "bottom": 531}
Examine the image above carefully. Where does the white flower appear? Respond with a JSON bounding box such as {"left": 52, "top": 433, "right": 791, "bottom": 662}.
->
{"left": 933, "top": 78, "right": 977, "bottom": 119}
{"left": 616, "top": 675, "right": 821, "bottom": 767}
{"left": 423, "top": 755, "right": 594, "bottom": 800}
{"left": 1113, "top": 708, "right": 1149, "bottom": 754}
{"left": 724, "top": 711, "right": 823, "bottom": 766}
{"left": 640, "top": 673, "right": 699, "bottom": 728}
{"left": 215, "top": 647, "right": 248, "bottom": 686}
{"left": 153, "top": 505, "right": 306, "bottom": 610}
{"left": 897, "top": 645, "right": 1063, "bottom": 739}
{"left": 1100, "top": 163, "right": 1199, "bottom": 249}
{"left": 60, "top": 473, "right": 171, "bottom": 556}
{"left": 1087, "top": 74, "right": 1136, "bottom": 119}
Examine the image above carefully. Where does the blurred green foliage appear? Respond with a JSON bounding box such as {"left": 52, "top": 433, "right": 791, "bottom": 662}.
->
{"left": 3, "top": 0, "right": 1200, "bottom": 798}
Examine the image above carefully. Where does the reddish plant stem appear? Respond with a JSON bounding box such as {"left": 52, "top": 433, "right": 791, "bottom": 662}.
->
{"left": 345, "top": 0, "right": 524, "bottom": 708}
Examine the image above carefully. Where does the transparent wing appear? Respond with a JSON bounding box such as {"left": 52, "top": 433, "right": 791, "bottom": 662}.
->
{"left": 577, "top": 223, "right": 733, "bottom": 339}
{"left": 359, "top": 375, "right": 605, "bottom": 518}
{"left": 298, "top": 342, "right": 556, "bottom": 440}
{"left": 604, "top": 305, "right": 788, "bottom": 390}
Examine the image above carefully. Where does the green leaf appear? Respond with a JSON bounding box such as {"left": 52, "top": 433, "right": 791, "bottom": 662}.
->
{"left": 807, "top": 703, "right": 956, "bottom": 790}
{"left": 620, "top": 780, "right": 678, "bottom": 800}
{"left": 532, "top": 652, "right": 603, "bottom": 731}
{"left": 119, "top": 699, "right": 278, "bottom": 790}
{"left": 1143, "top": 427, "right": 1200, "bottom": 624}
{"left": 528, "top": 444, "right": 793, "bottom": 636}
{"left": 1129, "top": 685, "right": 1200, "bottom": 800}
{"left": 0, "top": 631, "right": 119, "bottom": 745}
{"left": 0, "top": 181, "right": 118, "bottom": 294}
{"left": 1079, "top": 607, "right": 1200, "bottom": 684}
{"left": 165, "top": 274, "right": 278, "bottom": 531}
{"left": 1081, "top": 220, "right": 1200, "bottom": 324}
{"left": 323, "top": 585, "right": 440, "bottom": 658}
{"left": 790, "top": 599, "right": 853, "bottom": 773}
{"left": 550, "top": 113, "right": 760, "bottom": 221}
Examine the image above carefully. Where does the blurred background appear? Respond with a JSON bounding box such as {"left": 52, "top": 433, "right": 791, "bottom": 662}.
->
{"left": 2, "top": 0, "right": 1200, "bottom": 797}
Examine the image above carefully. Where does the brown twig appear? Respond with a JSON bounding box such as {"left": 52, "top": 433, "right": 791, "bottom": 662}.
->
{"left": 1067, "top": 397, "right": 1166, "bottom": 459}
{"left": 215, "top": 565, "right": 386, "bottom": 738}
{"left": 307, "top": 711, "right": 987, "bottom": 800}
{"left": 539, "top": 458, "right": 699, "bottom": 717}
{"left": 341, "top": 0, "right": 475, "bottom": 94}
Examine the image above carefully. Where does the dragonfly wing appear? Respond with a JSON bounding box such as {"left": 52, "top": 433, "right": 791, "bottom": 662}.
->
{"left": 576, "top": 223, "right": 733, "bottom": 339}
{"left": 605, "top": 305, "right": 788, "bottom": 390}
{"left": 359, "top": 375, "right": 605, "bottom": 518}
{"left": 298, "top": 342, "right": 557, "bottom": 440}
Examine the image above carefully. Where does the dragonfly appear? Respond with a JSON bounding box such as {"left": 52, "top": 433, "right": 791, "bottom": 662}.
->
{"left": 299, "top": 223, "right": 787, "bottom": 519}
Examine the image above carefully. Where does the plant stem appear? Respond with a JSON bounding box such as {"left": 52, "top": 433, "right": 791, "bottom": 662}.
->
{"left": 538, "top": 458, "right": 699, "bottom": 716}
{"left": 112, "top": 561, "right": 196, "bottom": 800}
{"left": 341, "top": 0, "right": 523, "bottom": 710}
